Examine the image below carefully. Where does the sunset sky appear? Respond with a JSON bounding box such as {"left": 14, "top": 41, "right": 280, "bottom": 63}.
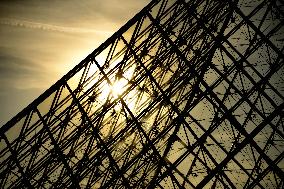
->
{"left": 0, "top": 0, "right": 150, "bottom": 125}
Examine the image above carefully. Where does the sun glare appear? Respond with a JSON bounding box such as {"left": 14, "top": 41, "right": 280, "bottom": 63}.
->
{"left": 86, "top": 62, "right": 140, "bottom": 114}
{"left": 111, "top": 79, "right": 128, "bottom": 98}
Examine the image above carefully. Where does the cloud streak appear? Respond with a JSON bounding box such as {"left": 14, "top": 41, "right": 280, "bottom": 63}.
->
{"left": 0, "top": 18, "right": 113, "bottom": 35}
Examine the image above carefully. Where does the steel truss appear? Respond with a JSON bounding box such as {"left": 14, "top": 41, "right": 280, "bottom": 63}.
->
{"left": 0, "top": 0, "right": 283, "bottom": 188}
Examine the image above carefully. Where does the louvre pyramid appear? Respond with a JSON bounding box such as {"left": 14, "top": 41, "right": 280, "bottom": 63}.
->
{"left": 0, "top": 0, "right": 283, "bottom": 188}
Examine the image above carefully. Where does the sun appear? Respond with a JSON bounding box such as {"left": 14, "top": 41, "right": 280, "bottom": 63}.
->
{"left": 94, "top": 64, "right": 137, "bottom": 110}
{"left": 110, "top": 78, "right": 129, "bottom": 98}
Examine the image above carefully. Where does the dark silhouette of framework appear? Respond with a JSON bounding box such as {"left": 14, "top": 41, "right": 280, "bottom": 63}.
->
{"left": 1, "top": 0, "right": 283, "bottom": 188}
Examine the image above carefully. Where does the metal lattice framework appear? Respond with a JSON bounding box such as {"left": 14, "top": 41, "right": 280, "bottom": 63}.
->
{"left": 1, "top": 0, "right": 283, "bottom": 188}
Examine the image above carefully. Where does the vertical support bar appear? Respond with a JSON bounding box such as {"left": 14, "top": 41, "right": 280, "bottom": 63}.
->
{"left": 35, "top": 109, "right": 81, "bottom": 189}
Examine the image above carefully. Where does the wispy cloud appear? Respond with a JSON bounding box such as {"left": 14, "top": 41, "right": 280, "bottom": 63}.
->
{"left": 0, "top": 18, "right": 112, "bottom": 34}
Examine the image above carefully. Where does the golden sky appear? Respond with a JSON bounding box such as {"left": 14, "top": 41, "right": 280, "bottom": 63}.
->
{"left": 0, "top": 0, "right": 150, "bottom": 125}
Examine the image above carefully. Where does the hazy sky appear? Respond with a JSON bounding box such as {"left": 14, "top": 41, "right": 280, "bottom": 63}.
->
{"left": 0, "top": 0, "right": 150, "bottom": 125}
